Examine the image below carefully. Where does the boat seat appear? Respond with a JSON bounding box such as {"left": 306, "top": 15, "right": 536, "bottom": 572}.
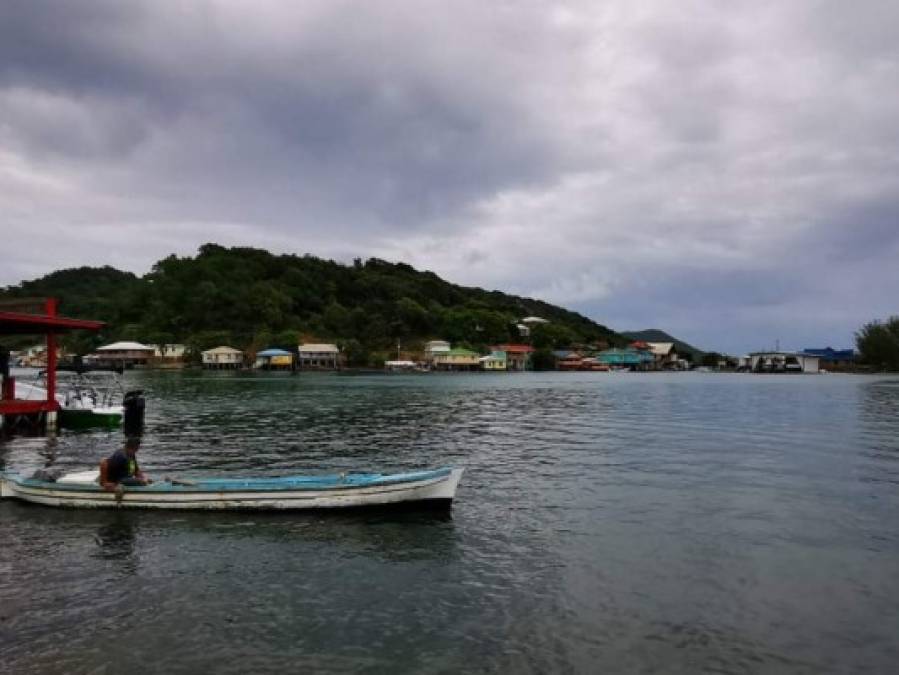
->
{"left": 57, "top": 470, "right": 101, "bottom": 484}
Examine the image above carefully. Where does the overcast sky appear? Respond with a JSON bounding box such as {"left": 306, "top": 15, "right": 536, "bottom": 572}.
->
{"left": 2, "top": 1, "right": 897, "bottom": 354}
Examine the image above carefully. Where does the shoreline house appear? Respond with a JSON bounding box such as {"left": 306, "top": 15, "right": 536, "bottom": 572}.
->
{"left": 202, "top": 346, "right": 244, "bottom": 369}
{"left": 299, "top": 343, "right": 341, "bottom": 370}
{"left": 598, "top": 347, "right": 654, "bottom": 370}
{"left": 87, "top": 341, "right": 155, "bottom": 368}
{"left": 479, "top": 350, "right": 507, "bottom": 371}
{"left": 17, "top": 344, "right": 65, "bottom": 368}
{"left": 492, "top": 344, "right": 535, "bottom": 371}
{"left": 554, "top": 350, "right": 584, "bottom": 371}
{"left": 432, "top": 348, "right": 480, "bottom": 371}
{"left": 748, "top": 351, "right": 820, "bottom": 373}
{"left": 384, "top": 360, "right": 417, "bottom": 373}
{"left": 579, "top": 357, "right": 609, "bottom": 371}
{"left": 802, "top": 347, "right": 855, "bottom": 371}
{"left": 255, "top": 348, "right": 293, "bottom": 370}
{"left": 152, "top": 344, "right": 187, "bottom": 364}
{"left": 645, "top": 342, "right": 680, "bottom": 370}
{"left": 423, "top": 340, "right": 451, "bottom": 368}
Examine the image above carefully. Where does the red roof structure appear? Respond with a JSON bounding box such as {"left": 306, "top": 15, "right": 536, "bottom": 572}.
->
{"left": 1, "top": 298, "right": 105, "bottom": 419}
{"left": 493, "top": 344, "right": 535, "bottom": 354}
{"left": 0, "top": 311, "right": 104, "bottom": 334}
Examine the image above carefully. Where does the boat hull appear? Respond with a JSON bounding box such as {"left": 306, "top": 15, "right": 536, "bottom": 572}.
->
{"left": 0, "top": 468, "right": 463, "bottom": 511}
{"left": 59, "top": 407, "right": 123, "bottom": 430}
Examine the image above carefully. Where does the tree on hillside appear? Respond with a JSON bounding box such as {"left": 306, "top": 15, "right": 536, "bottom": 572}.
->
{"left": 531, "top": 323, "right": 576, "bottom": 350}
{"left": 856, "top": 316, "right": 899, "bottom": 371}
{"left": 531, "top": 348, "right": 556, "bottom": 371}
{"left": 701, "top": 352, "right": 722, "bottom": 368}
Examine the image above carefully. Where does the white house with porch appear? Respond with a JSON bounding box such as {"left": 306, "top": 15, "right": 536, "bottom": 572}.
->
{"left": 299, "top": 344, "right": 341, "bottom": 370}
{"left": 88, "top": 341, "right": 155, "bottom": 367}
{"left": 202, "top": 346, "right": 244, "bottom": 369}
{"left": 748, "top": 352, "right": 820, "bottom": 373}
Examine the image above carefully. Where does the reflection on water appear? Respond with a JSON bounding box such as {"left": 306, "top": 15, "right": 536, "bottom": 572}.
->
{"left": 2, "top": 372, "right": 899, "bottom": 674}
{"left": 92, "top": 515, "right": 138, "bottom": 573}
{"left": 859, "top": 380, "right": 899, "bottom": 489}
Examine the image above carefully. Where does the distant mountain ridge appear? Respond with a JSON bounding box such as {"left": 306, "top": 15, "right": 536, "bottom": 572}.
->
{"left": 621, "top": 329, "right": 706, "bottom": 360}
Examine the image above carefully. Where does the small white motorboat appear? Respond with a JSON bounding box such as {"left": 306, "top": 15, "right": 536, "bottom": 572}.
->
{"left": 0, "top": 467, "right": 464, "bottom": 511}
{"left": 15, "top": 370, "right": 139, "bottom": 430}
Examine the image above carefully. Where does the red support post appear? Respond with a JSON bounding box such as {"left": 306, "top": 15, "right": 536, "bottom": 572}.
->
{"left": 44, "top": 297, "right": 59, "bottom": 410}
{"left": 46, "top": 331, "right": 57, "bottom": 409}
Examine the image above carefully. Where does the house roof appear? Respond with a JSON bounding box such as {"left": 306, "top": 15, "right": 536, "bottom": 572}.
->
{"left": 494, "top": 344, "right": 535, "bottom": 354}
{"left": 521, "top": 316, "right": 549, "bottom": 324}
{"left": 425, "top": 341, "right": 451, "bottom": 352}
{"left": 445, "top": 348, "right": 479, "bottom": 357}
{"left": 748, "top": 351, "right": 811, "bottom": 358}
{"left": 802, "top": 348, "right": 855, "bottom": 360}
{"left": 96, "top": 341, "right": 154, "bottom": 351}
{"left": 257, "top": 348, "right": 292, "bottom": 357}
{"left": 598, "top": 349, "right": 645, "bottom": 365}
{"left": 299, "top": 343, "right": 339, "bottom": 353}
{"left": 203, "top": 346, "right": 243, "bottom": 355}
{"left": 647, "top": 342, "right": 674, "bottom": 355}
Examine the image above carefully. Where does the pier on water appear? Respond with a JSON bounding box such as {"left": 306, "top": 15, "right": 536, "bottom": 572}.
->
{"left": 0, "top": 298, "right": 104, "bottom": 434}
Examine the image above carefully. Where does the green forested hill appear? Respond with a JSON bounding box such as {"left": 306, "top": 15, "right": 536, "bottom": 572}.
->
{"left": 4, "top": 266, "right": 142, "bottom": 319}
{"left": 2, "top": 244, "right": 622, "bottom": 364}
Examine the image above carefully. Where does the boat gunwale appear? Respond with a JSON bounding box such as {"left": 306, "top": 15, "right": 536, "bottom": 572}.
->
{"left": 4, "top": 467, "right": 456, "bottom": 495}
{"left": 8, "top": 482, "right": 451, "bottom": 506}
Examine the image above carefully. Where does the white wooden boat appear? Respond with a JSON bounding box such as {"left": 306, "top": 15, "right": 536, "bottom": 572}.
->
{"left": 0, "top": 467, "right": 464, "bottom": 511}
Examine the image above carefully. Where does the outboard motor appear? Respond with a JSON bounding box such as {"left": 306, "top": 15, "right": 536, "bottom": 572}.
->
{"left": 123, "top": 389, "right": 146, "bottom": 434}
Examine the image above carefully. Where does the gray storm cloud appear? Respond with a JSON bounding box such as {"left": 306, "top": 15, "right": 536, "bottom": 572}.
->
{"left": 1, "top": 0, "right": 898, "bottom": 354}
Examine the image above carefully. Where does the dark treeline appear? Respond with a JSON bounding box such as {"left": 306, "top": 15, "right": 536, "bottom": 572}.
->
{"left": 2, "top": 244, "right": 622, "bottom": 366}
{"left": 856, "top": 316, "right": 899, "bottom": 371}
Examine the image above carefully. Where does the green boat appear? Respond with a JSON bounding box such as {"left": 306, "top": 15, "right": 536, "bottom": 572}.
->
{"left": 18, "top": 370, "right": 132, "bottom": 430}
{"left": 56, "top": 370, "right": 129, "bottom": 430}
{"left": 58, "top": 406, "right": 123, "bottom": 430}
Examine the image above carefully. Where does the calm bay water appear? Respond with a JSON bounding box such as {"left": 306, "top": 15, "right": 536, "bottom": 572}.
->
{"left": 1, "top": 371, "right": 898, "bottom": 674}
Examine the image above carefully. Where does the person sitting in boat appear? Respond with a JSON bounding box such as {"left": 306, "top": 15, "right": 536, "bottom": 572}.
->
{"left": 100, "top": 436, "right": 152, "bottom": 491}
